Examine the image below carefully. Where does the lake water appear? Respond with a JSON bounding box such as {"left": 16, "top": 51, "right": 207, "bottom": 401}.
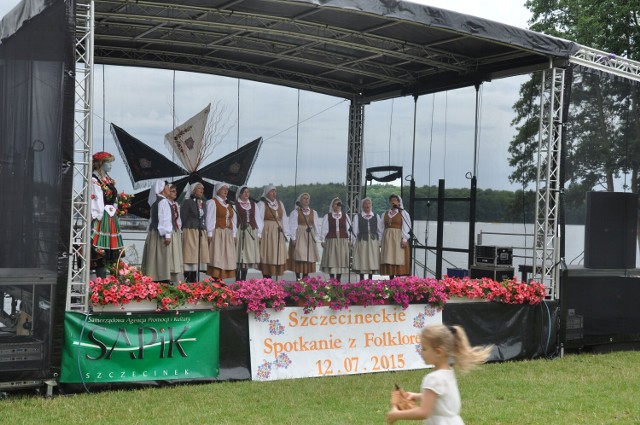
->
{"left": 120, "top": 221, "right": 637, "bottom": 280}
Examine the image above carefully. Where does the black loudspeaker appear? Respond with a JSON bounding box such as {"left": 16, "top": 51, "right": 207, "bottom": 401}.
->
{"left": 584, "top": 192, "right": 638, "bottom": 269}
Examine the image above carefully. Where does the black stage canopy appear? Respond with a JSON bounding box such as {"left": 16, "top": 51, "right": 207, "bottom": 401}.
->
{"left": 3, "top": 0, "right": 582, "bottom": 104}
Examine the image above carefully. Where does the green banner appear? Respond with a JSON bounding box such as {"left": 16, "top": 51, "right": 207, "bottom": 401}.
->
{"left": 61, "top": 311, "right": 219, "bottom": 383}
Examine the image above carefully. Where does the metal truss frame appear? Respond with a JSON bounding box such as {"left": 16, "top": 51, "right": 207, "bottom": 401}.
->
{"left": 570, "top": 46, "right": 640, "bottom": 83}
{"left": 66, "top": 0, "right": 95, "bottom": 312}
{"left": 533, "top": 67, "right": 564, "bottom": 299}
{"left": 346, "top": 101, "right": 365, "bottom": 218}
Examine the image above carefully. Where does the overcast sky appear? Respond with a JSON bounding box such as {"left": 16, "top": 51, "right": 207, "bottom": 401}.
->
{"left": 1, "top": 0, "right": 534, "bottom": 195}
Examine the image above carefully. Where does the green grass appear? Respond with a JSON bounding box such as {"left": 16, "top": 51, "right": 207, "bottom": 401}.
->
{"left": 2, "top": 351, "right": 640, "bottom": 424}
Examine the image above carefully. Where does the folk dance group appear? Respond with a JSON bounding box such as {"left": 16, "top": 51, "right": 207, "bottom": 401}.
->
{"left": 90, "top": 151, "right": 412, "bottom": 284}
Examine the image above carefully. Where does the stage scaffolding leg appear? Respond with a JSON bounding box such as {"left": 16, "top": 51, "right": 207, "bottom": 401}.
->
{"left": 533, "top": 67, "right": 565, "bottom": 300}
{"left": 66, "top": 0, "right": 95, "bottom": 312}
{"left": 346, "top": 100, "right": 364, "bottom": 218}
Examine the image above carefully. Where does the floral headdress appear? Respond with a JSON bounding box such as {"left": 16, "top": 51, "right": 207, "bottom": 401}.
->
{"left": 92, "top": 151, "right": 115, "bottom": 163}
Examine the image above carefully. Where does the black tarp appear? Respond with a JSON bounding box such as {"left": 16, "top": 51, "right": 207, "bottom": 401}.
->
{"left": 90, "top": 0, "right": 579, "bottom": 101}
{"left": 0, "top": 0, "right": 75, "bottom": 384}
{"left": 443, "top": 301, "right": 559, "bottom": 361}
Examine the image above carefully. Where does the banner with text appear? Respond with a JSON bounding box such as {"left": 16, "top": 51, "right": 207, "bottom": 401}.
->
{"left": 61, "top": 311, "right": 219, "bottom": 383}
{"left": 248, "top": 304, "right": 441, "bottom": 381}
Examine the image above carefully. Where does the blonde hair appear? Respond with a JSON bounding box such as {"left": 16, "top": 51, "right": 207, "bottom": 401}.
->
{"left": 421, "top": 324, "right": 492, "bottom": 373}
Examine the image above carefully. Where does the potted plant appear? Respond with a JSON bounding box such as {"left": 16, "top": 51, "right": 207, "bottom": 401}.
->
{"left": 230, "top": 278, "right": 288, "bottom": 315}
{"left": 89, "top": 262, "right": 161, "bottom": 311}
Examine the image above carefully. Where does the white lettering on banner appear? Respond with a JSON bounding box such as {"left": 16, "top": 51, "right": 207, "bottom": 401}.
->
{"left": 248, "top": 304, "right": 442, "bottom": 381}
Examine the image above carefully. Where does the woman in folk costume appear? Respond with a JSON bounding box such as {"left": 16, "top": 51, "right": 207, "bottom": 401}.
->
{"left": 380, "top": 194, "right": 411, "bottom": 278}
{"left": 205, "top": 182, "right": 237, "bottom": 279}
{"left": 235, "top": 185, "right": 262, "bottom": 281}
{"left": 180, "top": 182, "right": 209, "bottom": 282}
{"left": 141, "top": 180, "right": 173, "bottom": 282}
{"left": 166, "top": 184, "right": 184, "bottom": 283}
{"left": 287, "top": 192, "right": 320, "bottom": 279}
{"left": 320, "top": 197, "right": 351, "bottom": 282}
{"left": 352, "top": 197, "right": 383, "bottom": 281}
{"left": 90, "top": 151, "right": 124, "bottom": 278}
{"left": 256, "top": 184, "right": 289, "bottom": 279}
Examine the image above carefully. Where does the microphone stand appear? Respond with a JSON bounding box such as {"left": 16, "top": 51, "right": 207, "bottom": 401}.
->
{"left": 262, "top": 197, "right": 288, "bottom": 280}
{"left": 296, "top": 203, "right": 316, "bottom": 277}
{"left": 347, "top": 215, "right": 357, "bottom": 284}
{"left": 228, "top": 200, "right": 254, "bottom": 281}
{"left": 196, "top": 197, "right": 204, "bottom": 283}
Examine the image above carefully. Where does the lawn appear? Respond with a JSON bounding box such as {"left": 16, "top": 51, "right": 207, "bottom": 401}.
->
{"left": 1, "top": 351, "right": 639, "bottom": 424}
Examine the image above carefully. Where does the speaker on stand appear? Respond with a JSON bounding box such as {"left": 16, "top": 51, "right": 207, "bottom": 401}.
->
{"left": 584, "top": 191, "right": 638, "bottom": 269}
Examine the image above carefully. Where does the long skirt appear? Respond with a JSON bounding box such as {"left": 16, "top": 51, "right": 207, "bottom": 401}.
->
{"left": 207, "top": 228, "right": 237, "bottom": 279}
{"left": 182, "top": 228, "right": 209, "bottom": 271}
{"left": 168, "top": 229, "right": 183, "bottom": 274}
{"left": 91, "top": 212, "right": 124, "bottom": 264}
{"left": 287, "top": 225, "right": 319, "bottom": 274}
{"left": 236, "top": 226, "right": 260, "bottom": 269}
{"left": 380, "top": 228, "right": 410, "bottom": 275}
{"left": 320, "top": 238, "right": 349, "bottom": 275}
{"left": 92, "top": 211, "right": 124, "bottom": 250}
{"left": 353, "top": 238, "right": 380, "bottom": 274}
{"left": 141, "top": 230, "right": 170, "bottom": 282}
{"left": 259, "top": 220, "right": 287, "bottom": 277}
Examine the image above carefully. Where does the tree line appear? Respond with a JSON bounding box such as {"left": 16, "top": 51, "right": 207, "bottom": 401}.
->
{"left": 244, "top": 183, "right": 587, "bottom": 224}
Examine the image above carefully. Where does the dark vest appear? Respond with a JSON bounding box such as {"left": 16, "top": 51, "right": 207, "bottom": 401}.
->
{"left": 93, "top": 173, "right": 117, "bottom": 204}
{"left": 149, "top": 197, "right": 164, "bottom": 231}
{"left": 326, "top": 214, "right": 348, "bottom": 239}
{"left": 238, "top": 200, "right": 258, "bottom": 230}
{"left": 180, "top": 196, "right": 207, "bottom": 230}
{"left": 357, "top": 214, "right": 378, "bottom": 241}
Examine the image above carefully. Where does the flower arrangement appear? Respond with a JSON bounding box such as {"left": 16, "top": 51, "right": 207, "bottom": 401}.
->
{"left": 89, "top": 263, "right": 237, "bottom": 311}
{"left": 232, "top": 277, "right": 449, "bottom": 315}
{"left": 117, "top": 192, "right": 133, "bottom": 216}
{"left": 187, "top": 278, "right": 236, "bottom": 309}
{"left": 89, "top": 263, "right": 546, "bottom": 314}
{"left": 89, "top": 263, "right": 160, "bottom": 307}
{"left": 229, "top": 278, "right": 288, "bottom": 315}
{"left": 442, "top": 276, "right": 546, "bottom": 305}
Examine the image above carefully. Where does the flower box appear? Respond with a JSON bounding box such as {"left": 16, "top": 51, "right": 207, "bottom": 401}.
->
{"left": 92, "top": 299, "right": 158, "bottom": 313}
{"left": 176, "top": 301, "right": 216, "bottom": 310}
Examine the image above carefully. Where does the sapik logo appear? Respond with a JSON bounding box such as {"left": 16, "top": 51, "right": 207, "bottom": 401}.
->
{"left": 86, "top": 325, "right": 194, "bottom": 360}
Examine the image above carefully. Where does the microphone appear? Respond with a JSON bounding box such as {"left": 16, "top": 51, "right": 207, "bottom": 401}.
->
{"left": 393, "top": 205, "right": 403, "bottom": 210}
{"left": 260, "top": 196, "right": 268, "bottom": 203}
{"left": 296, "top": 201, "right": 302, "bottom": 208}
{"left": 227, "top": 200, "right": 234, "bottom": 205}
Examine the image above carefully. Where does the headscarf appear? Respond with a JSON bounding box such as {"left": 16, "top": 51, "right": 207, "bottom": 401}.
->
{"left": 360, "top": 197, "right": 374, "bottom": 216}
{"left": 236, "top": 185, "right": 249, "bottom": 202}
{"left": 214, "top": 182, "right": 229, "bottom": 199}
{"left": 262, "top": 184, "right": 276, "bottom": 200}
{"left": 148, "top": 180, "right": 168, "bottom": 206}
{"left": 296, "top": 192, "right": 310, "bottom": 207}
{"left": 189, "top": 182, "right": 204, "bottom": 198}
{"left": 388, "top": 193, "right": 404, "bottom": 210}
{"left": 328, "top": 197, "right": 342, "bottom": 213}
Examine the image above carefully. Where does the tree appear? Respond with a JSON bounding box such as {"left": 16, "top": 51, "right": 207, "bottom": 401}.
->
{"left": 510, "top": 0, "right": 640, "bottom": 197}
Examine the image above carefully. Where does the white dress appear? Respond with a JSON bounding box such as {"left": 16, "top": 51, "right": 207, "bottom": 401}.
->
{"left": 421, "top": 369, "right": 465, "bottom": 425}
